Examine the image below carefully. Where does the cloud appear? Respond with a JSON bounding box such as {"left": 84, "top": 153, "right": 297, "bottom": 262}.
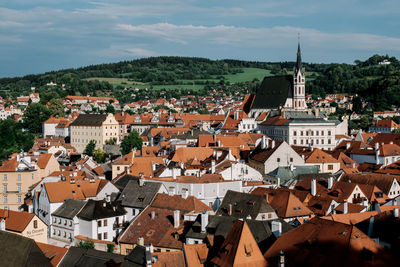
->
{"left": 116, "top": 23, "right": 400, "bottom": 52}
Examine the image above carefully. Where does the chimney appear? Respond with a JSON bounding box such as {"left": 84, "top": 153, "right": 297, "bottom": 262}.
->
{"left": 375, "top": 142, "right": 379, "bottom": 151}
{"left": 343, "top": 201, "right": 348, "bottom": 214}
{"left": 346, "top": 142, "right": 350, "bottom": 150}
{"left": 271, "top": 140, "right": 275, "bottom": 149}
{"left": 289, "top": 164, "right": 294, "bottom": 172}
{"left": 137, "top": 237, "right": 144, "bottom": 246}
{"left": 362, "top": 199, "right": 368, "bottom": 207}
{"left": 139, "top": 179, "right": 145, "bottom": 187}
{"left": 211, "top": 160, "right": 216, "bottom": 174}
{"left": 234, "top": 111, "right": 239, "bottom": 121}
{"left": 152, "top": 162, "right": 156, "bottom": 171}
{"left": 228, "top": 204, "right": 233, "bottom": 216}
{"left": 201, "top": 212, "right": 208, "bottom": 233}
{"left": 367, "top": 217, "right": 374, "bottom": 237}
{"left": 311, "top": 179, "right": 316, "bottom": 196}
{"left": 272, "top": 220, "right": 282, "bottom": 238}
{"left": 376, "top": 150, "right": 380, "bottom": 165}
{"left": 279, "top": 250, "right": 285, "bottom": 267}
{"left": 151, "top": 211, "right": 156, "bottom": 220}
{"left": 173, "top": 210, "right": 180, "bottom": 228}
{"left": 328, "top": 177, "right": 333, "bottom": 190}
{"left": 261, "top": 136, "right": 266, "bottom": 149}
{"left": 172, "top": 168, "right": 177, "bottom": 180}
{"left": 301, "top": 154, "right": 305, "bottom": 160}
{"left": 0, "top": 219, "right": 5, "bottom": 231}
{"left": 394, "top": 208, "right": 399, "bottom": 218}
{"left": 352, "top": 162, "right": 356, "bottom": 168}
{"left": 218, "top": 140, "right": 221, "bottom": 147}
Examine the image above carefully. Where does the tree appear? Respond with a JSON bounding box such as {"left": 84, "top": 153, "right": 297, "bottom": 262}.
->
{"left": 120, "top": 130, "right": 142, "bottom": 155}
{"left": 105, "top": 138, "right": 117, "bottom": 145}
{"left": 93, "top": 148, "right": 106, "bottom": 163}
{"left": 352, "top": 96, "right": 363, "bottom": 114}
{"left": 77, "top": 240, "right": 95, "bottom": 249}
{"left": 85, "top": 140, "right": 96, "bottom": 156}
{"left": 107, "top": 244, "right": 115, "bottom": 253}
{"left": 48, "top": 98, "right": 65, "bottom": 117}
{"left": 0, "top": 119, "right": 34, "bottom": 161}
{"left": 22, "top": 103, "right": 51, "bottom": 134}
{"left": 106, "top": 104, "right": 115, "bottom": 114}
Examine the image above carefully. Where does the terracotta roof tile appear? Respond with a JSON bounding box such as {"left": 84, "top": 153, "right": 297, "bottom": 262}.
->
{"left": 0, "top": 209, "right": 35, "bottom": 232}
{"left": 36, "top": 242, "right": 68, "bottom": 267}
{"left": 151, "top": 194, "right": 211, "bottom": 213}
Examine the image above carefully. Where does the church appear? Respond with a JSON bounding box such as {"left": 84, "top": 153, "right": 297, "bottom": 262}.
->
{"left": 245, "top": 39, "right": 307, "bottom": 119}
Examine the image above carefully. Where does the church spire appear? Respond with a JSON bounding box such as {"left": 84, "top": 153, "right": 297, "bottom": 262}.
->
{"left": 296, "top": 33, "right": 302, "bottom": 73}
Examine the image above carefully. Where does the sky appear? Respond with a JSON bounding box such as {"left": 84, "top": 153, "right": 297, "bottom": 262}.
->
{"left": 1, "top": 0, "right": 400, "bottom": 77}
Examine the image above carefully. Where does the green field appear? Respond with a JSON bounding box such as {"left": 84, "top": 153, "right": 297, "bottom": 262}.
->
{"left": 84, "top": 67, "right": 272, "bottom": 90}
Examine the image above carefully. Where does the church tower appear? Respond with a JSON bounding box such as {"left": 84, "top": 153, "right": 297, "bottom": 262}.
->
{"left": 293, "top": 35, "right": 306, "bottom": 110}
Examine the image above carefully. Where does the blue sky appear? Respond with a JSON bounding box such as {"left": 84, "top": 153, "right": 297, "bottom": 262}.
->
{"left": 1, "top": 0, "right": 400, "bottom": 77}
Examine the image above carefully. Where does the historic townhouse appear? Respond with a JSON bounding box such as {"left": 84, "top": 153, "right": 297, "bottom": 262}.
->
{"left": 70, "top": 113, "right": 120, "bottom": 154}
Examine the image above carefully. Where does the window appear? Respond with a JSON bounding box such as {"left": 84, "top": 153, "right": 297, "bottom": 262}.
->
{"left": 3, "top": 174, "right": 6, "bottom": 181}
{"left": 328, "top": 131, "right": 332, "bottom": 136}
{"left": 301, "top": 139, "right": 304, "bottom": 145}
{"left": 98, "top": 233, "right": 102, "bottom": 240}
{"left": 103, "top": 232, "right": 108, "bottom": 240}
{"left": 3, "top": 196, "right": 7, "bottom": 203}
{"left": 290, "top": 158, "right": 293, "bottom": 162}
{"left": 17, "top": 196, "right": 21, "bottom": 203}
{"left": 316, "top": 131, "right": 319, "bottom": 136}
{"left": 277, "top": 158, "right": 281, "bottom": 162}
{"left": 103, "top": 219, "right": 107, "bottom": 226}
{"left": 328, "top": 139, "right": 331, "bottom": 144}
{"left": 17, "top": 174, "right": 21, "bottom": 181}
{"left": 328, "top": 165, "right": 333, "bottom": 170}
{"left": 321, "top": 139, "right": 324, "bottom": 144}
{"left": 97, "top": 220, "right": 102, "bottom": 227}
{"left": 33, "top": 220, "right": 38, "bottom": 229}
{"left": 293, "top": 131, "right": 297, "bottom": 136}
{"left": 3, "top": 184, "right": 7, "bottom": 192}
{"left": 300, "top": 131, "right": 303, "bottom": 136}
{"left": 17, "top": 184, "right": 21, "bottom": 192}
{"left": 321, "top": 131, "right": 324, "bottom": 136}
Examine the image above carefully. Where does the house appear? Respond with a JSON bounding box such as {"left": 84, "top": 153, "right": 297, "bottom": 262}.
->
{"left": 117, "top": 178, "right": 167, "bottom": 221}
{"left": 0, "top": 231, "right": 52, "bottom": 267}
{"left": 70, "top": 113, "right": 120, "bottom": 154}
{"left": 340, "top": 173, "right": 400, "bottom": 198}
{"left": 0, "top": 153, "right": 60, "bottom": 211}
{"left": 248, "top": 138, "right": 305, "bottom": 175}
{"left": 349, "top": 142, "right": 400, "bottom": 166}
{"left": 76, "top": 199, "right": 126, "bottom": 242}
{"left": 264, "top": 217, "right": 394, "bottom": 266}
{"left": 216, "top": 190, "right": 277, "bottom": 221}
{"left": 369, "top": 119, "right": 400, "bottom": 133}
{"left": 210, "top": 219, "right": 268, "bottom": 267}
{"left": 258, "top": 116, "right": 340, "bottom": 150}
{"left": 35, "top": 179, "right": 118, "bottom": 225}
{"left": 0, "top": 208, "right": 47, "bottom": 243}
{"left": 302, "top": 148, "right": 341, "bottom": 173}
{"left": 118, "top": 206, "right": 185, "bottom": 255}
{"left": 144, "top": 174, "right": 242, "bottom": 208}
{"left": 111, "top": 150, "right": 136, "bottom": 179}
{"left": 252, "top": 188, "right": 313, "bottom": 222}
{"left": 50, "top": 198, "right": 87, "bottom": 244}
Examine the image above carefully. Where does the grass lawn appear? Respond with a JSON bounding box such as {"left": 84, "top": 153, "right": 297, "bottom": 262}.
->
{"left": 83, "top": 67, "right": 273, "bottom": 90}
{"left": 223, "top": 68, "right": 271, "bottom": 83}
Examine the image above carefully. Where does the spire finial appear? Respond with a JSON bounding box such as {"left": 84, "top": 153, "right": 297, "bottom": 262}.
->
{"left": 298, "top": 32, "right": 300, "bottom": 42}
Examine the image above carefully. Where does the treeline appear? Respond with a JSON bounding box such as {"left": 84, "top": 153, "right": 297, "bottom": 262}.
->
{"left": 307, "top": 54, "right": 400, "bottom": 110}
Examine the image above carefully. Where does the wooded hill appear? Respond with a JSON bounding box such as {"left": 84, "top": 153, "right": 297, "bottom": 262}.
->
{"left": 0, "top": 55, "right": 399, "bottom": 109}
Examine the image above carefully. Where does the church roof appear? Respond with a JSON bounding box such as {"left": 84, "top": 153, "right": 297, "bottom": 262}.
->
{"left": 251, "top": 75, "right": 293, "bottom": 110}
